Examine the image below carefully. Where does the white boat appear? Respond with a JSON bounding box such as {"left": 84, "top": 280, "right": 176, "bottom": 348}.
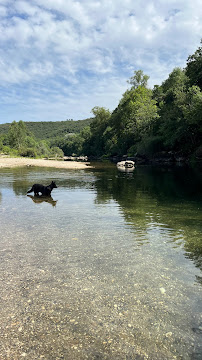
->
{"left": 117, "top": 160, "right": 135, "bottom": 168}
{"left": 116, "top": 160, "right": 135, "bottom": 172}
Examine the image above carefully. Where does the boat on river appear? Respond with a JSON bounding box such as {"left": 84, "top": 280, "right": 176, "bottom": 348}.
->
{"left": 117, "top": 160, "right": 135, "bottom": 168}
{"left": 117, "top": 160, "right": 135, "bottom": 172}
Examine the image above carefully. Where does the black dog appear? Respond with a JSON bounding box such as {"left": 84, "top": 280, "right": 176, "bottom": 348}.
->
{"left": 27, "top": 181, "right": 57, "bottom": 196}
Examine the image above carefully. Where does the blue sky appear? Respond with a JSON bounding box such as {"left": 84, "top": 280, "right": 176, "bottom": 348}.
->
{"left": 0, "top": 0, "right": 201, "bottom": 124}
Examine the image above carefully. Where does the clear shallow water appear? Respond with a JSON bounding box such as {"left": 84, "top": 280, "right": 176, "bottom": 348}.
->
{"left": 0, "top": 164, "right": 201, "bottom": 359}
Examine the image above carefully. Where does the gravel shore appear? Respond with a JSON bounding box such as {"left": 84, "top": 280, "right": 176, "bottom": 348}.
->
{"left": 0, "top": 156, "right": 92, "bottom": 169}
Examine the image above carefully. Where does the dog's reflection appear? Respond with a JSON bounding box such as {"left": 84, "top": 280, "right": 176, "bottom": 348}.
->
{"left": 27, "top": 194, "right": 57, "bottom": 207}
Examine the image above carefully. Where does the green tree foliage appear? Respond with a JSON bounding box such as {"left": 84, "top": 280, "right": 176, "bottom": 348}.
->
{"left": 181, "top": 85, "right": 202, "bottom": 149}
{"left": 62, "top": 134, "right": 83, "bottom": 156}
{"left": 50, "top": 133, "right": 84, "bottom": 156}
{"left": 80, "top": 126, "right": 93, "bottom": 156}
{"left": 127, "top": 69, "right": 149, "bottom": 89}
{"left": 26, "top": 119, "right": 92, "bottom": 140}
{"left": 0, "top": 119, "right": 92, "bottom": 140}
{"left": 186, "top": 39, "right": 202, "bottom": 90}
{"left": 110, "top": 79, "right": 158, "bottom": 155}
{"left": 155, "top": 68, "right": 188, "bottom": 149}
{"left": 7, "top": 120, "right": 31, "bottom": 150}
{"left": 79, "top": 57, "right": 201, "bottom": 159}
{"left": 0, "top": 136, "right": 3, "bottom": 151}
{"left": 103, "top": 126, "right": 119, "bottom": 156}
{"left": 49, "top": 146, "right": 64, "bottom": 159}
{"left": 87, "top": 107, "right": 111, "bottom": 157}
{"left": 78, "top": 71, "right": 158, "bottom": 158}
{"left": 1, "top": 120, "right": 64, "bottom": 158}
{"left": 155, "top": 67, "right": 202, "bottom": 154}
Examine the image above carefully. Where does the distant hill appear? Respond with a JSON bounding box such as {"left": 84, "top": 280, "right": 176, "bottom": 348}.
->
{"left": 0, "top": 119, "right": 93, "bottom": 140}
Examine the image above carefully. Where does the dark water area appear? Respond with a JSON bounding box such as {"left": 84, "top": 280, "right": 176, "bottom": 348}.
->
{"left": 0, "top": 163, "right": 201, "bottom": 359}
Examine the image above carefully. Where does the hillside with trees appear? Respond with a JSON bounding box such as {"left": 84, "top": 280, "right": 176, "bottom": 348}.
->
{"left": 0, "top": 118, "right": 93, "bottom": 159}
{"left": 0, "top": 120, "right": 64, "bottom": 158}
{"left": 0, "top": 118, "right": 92, "bottom": 140}
{"left": 0, "top": 41, "right": 202, "bottom": 163}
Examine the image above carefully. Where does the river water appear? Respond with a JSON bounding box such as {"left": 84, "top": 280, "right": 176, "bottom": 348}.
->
{"left": 0, "top": 163, "right": 201, "bottom": 359}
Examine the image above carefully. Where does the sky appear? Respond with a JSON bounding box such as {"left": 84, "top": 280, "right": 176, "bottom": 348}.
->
{"left": 0, "top": 0, "right": 202, "bottom": 124}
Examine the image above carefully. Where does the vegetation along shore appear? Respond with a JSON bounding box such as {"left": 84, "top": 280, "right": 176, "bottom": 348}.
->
{"left": 0, "top": 41, "right": 202, "bottom": 164}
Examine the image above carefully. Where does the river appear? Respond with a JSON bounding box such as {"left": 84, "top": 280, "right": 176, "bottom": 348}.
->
{"left": 0, "top": 163, "right": 201, "bottom": 359}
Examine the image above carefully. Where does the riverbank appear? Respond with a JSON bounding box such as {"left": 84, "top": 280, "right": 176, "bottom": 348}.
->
{"left": 0, "top": 156, "right": 92, "bottom": 169}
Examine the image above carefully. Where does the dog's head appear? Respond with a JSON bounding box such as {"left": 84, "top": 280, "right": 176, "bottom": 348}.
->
{"left": 51, "top": 181, "right": 57, "bottom": 188}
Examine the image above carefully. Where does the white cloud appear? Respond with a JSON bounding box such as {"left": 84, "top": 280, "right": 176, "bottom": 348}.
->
{"left": 0, "top": 0, "right": 202, "bottom": 123}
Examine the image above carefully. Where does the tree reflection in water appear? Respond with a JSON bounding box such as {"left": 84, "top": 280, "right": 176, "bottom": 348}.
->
{"left": 93, "top": 165, "right": 202, "bottom": 274}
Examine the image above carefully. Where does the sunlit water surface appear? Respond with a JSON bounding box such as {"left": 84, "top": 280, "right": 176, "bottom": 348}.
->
{"left": 0, "top": 164, "right": 201, "bottom": 359}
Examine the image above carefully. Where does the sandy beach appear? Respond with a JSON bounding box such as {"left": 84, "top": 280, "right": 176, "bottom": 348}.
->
{"left": 0, "top": 156, "right": 92, "bottom": 169}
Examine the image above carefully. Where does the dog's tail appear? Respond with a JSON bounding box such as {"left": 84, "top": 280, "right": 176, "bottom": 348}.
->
{"left": 27, "top": 187, "right": 33, "bottom": 194}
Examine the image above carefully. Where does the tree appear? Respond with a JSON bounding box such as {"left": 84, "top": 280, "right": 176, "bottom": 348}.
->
{"left": 127, "top": 70, "right": 149, "bottom": 89}
{"left": 7, "top": 120, "right": 31, "bottom": 150}
{"left": 110, "top": 84, "right": 158, "bottom": 155}
{"left": 156, "top": 68, "right": 189, "bottom": 150}
{"left": 88, "top": 107, "right": 111, "bottom": 157}
{"left": 0, "top": 136, "right": 3, "bottom": 151}
{"left": 181, "top": 85, "right": 202, "bottom": 149}
{"left": 80, "top": 126, "right": 92, "bottom": 156}
{"left": 90, "top": 107, "right": 111, "bottom": 131}
{"left": 186, "top": 40, "right": 202, "bottom": 90}
{"left": 49, "top": 146, "right": 64, "bottom": 159}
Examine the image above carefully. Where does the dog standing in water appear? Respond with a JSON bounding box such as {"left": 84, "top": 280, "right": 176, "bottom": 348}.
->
{"left": 27, "top": 181, "right": 57, "bottom": 196}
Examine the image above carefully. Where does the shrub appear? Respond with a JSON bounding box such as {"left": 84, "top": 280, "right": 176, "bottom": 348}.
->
{"left": 19, "top": 147, "right": 37, "bottom": 158}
